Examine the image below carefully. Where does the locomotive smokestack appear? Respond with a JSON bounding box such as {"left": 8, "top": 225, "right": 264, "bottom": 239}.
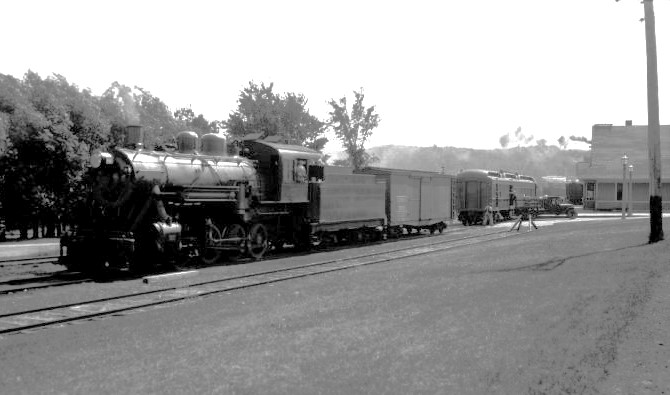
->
{"left": 125, "top": 125, "right": 144, "bottom": 149}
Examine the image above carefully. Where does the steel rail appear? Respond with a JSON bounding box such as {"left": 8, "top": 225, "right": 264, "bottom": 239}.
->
{"left": 0, "top": 256, "right": 60, "bottom": 266}
{"left": 0, "top": 276, "right": 92, "bottom": 295}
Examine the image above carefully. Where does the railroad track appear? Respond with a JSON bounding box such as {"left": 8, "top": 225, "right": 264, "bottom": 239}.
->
{"left": 0, "top": 273, "right": 92, "bottom": 295}
{"left": 0, "top": 255, "right": 89, "bottom": 295}
{"left": 0, "top": 256, "right": 60, "bottom": 267}
{"left": 0, "top": 229, "right": 518, "bottom": 336}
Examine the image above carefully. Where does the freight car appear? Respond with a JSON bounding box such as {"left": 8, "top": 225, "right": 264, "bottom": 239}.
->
{"left": 358, "top": 167, "right": 451, "bottom": 236}
{"left": 60, "top": 126, "right": 452, "bottom": 273}
{"left": 538, "top": 176, "right": 567, "bottom": 197}
{"left": 565, "top": 180, "right": 584, "bottom": 205}
{"left": 456, "top": 169, "right": 537, "bottom": 225}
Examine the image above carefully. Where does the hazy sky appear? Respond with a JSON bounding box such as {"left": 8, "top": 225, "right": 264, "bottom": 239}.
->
{"left": 3, "top": 0, "right": 668, "bottom": 152}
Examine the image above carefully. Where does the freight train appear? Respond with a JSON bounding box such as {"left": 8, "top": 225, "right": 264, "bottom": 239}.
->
{"left": 60, "top": 126, "right": 451, "bottom": 273}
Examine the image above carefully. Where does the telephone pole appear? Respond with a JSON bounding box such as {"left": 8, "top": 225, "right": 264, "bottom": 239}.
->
{"left": 643, "top": 0, "right": 663, "bottom": 243}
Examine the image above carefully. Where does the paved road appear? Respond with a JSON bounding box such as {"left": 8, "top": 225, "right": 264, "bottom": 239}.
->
{"left": 0, "top": 218, "right": 668, "bottom": 394}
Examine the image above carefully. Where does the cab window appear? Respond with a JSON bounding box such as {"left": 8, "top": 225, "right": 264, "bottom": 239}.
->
{"left": 293, "top": 159, "right": 307, "bottom": 183}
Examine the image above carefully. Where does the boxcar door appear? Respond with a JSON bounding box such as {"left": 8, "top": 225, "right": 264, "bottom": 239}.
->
{"left": 409, "top": 176, "right": 421, "bottom": 224}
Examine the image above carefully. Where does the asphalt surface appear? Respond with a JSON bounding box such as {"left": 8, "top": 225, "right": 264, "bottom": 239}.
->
{"left": 0, "top": 215, "right": 668, "bottom": 394}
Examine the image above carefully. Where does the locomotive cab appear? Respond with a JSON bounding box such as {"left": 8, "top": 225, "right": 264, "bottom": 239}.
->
{"left": 241, "top": 140, "right": 323, "bottom": 203}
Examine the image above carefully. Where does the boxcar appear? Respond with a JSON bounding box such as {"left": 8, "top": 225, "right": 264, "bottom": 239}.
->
{"left": 358, "top": 167, "right": 452, "bottom": 235}
{"left": 566, "top": 180, "right": 584, "bottom": 205}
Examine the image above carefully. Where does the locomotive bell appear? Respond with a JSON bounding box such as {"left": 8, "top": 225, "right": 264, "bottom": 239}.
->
{"left": 201, "top": 133, "right": 227, "bottom": 156}
{"left": 177, "top": 131, "right": 199, "bottom": 154}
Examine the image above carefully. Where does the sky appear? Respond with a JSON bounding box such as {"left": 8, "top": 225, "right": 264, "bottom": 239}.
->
{"left": 2, "top": 0, "right": 669, "bottom": 153}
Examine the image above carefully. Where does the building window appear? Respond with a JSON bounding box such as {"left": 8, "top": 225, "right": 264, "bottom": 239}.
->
{"left": 616, "top": 183, "right": 623, "bottom": 201}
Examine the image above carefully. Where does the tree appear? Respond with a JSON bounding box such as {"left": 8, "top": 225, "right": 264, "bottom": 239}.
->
{"left": 558, "top": 136, "right": 568, "bottom": 149}
{"left": 225, "top": 82, "right": 326, "bottom": 149}
{"left": 99, "top": 83, "right": 181, "bottom": 149}
{"left": 134, "top": 87, "right": 181, "bottom": 148}
{"left": 499, "top": 133, "right": 510, "bottom": 148}
{"left": 174, "top": 107, "right": 218, "bottom": 136}
{"left": 0, "top": 72, "right": 107, "bottom": 237}
{"left": 327, "top": 88, "right": 380, "bottom": 169}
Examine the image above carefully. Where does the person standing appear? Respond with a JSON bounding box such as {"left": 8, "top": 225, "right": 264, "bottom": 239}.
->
{"left": 483, "top": 205, "right": 494, "bottom": 226}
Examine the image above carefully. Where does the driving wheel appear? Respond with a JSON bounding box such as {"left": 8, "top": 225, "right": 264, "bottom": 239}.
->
{"left": 247, "top": 223, "right": 269, "bottom": 260}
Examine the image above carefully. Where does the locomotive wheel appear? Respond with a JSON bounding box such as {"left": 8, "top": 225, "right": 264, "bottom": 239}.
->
{"left": 247, "top": 223, "right": 269, "bottom": 260}
{"left": 201, "top": 222, "right": 223, "bottom": 265}
{"left": 223, "top": 223, "right": 247, "bottom": 260}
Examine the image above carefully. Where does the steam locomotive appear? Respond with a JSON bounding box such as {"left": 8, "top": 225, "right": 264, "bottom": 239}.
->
{"left": 60, "top": 126, "right": 451, "bottom": 273}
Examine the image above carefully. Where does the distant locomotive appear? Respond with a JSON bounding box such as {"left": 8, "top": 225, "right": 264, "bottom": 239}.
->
{"left": 60, "top": 126, "right": 451, "bottom": 273}
{"left": 456, "top": 169, "right": 538, "bottom": 225}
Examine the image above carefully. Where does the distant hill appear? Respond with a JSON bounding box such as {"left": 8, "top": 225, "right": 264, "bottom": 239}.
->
{"left": 367, "top": 145, "right": 590, "bottom": 179}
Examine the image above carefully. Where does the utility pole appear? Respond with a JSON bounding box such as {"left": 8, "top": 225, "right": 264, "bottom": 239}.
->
{"left": 643, "top": 0, "right": 663, "bottom": 242}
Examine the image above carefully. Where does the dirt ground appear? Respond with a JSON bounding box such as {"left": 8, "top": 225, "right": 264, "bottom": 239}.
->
{"left": 598, "top": 263, "right": 670, "bottom": 395}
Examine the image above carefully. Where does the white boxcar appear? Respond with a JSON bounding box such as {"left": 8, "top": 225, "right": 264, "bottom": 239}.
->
{"left": 357, "top": 167, "right": 453, "bottom": 233}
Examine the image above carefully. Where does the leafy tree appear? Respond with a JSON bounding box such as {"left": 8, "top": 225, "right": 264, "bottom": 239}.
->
{"left": 327, "top": 88, "right": 380, "bottom": 169}
{"left": 134, "top": 87, "right": 181, "bottom": 148}
{"left": 99, "top": 82, "right": 181, "bottom": 149}
{"left": 0, "top": 72, "right": 116, "bottom": 237}
{"left": 499, "top": 133, "right": 510, "bottom": 148}
{"left": 174, "top": 107, "right": 218, "bottom": 136}
{"left": 558, "top": 136, "right": 568, "bottom": 149}
{"left": 225, "top": 82, "right": 327, "bottom": 150}
{"left": 0, "top": 72, "right": 222, "bottom": 238}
